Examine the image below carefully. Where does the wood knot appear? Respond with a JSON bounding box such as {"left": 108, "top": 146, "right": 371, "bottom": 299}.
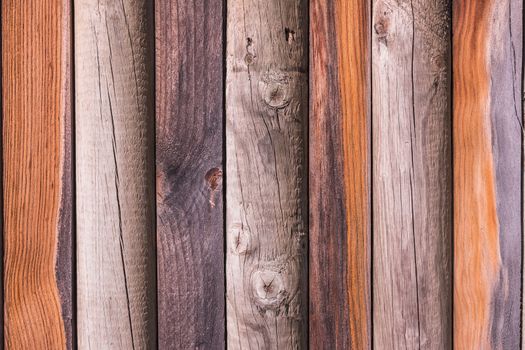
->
{"left": 251, "top": 269, "right": 286, "bottom": 310}
{"left": 244, "top": 53, "right": 255, "bottom": 65}
{"left": 284, "top": 27, "right": 296, "bottom": 44}
{"left": 374, "top": 7, "right": 392, "bottom": 45}
{"left": 259, "top": 72, "right": 291, "bottom": 109}
{"left": 205, "top": 168, "right": 222, "bottom": 191}
{"left": 229, "top": 224, "right": 251, "bottom": 255}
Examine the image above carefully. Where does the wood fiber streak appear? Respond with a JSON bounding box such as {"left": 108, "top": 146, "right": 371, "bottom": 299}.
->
{"left": 2, "top": 1, "right": 72, "bottom": 348}
{"left": 454, "top": 0, "right": 523, "bottom": 348}
{"left": 156, "top": 0, "right": 224, "bottom": 348}
{"left": 226, "top": 0, "right": 308, "bottom": 348}
{"left": 309, "top": 0, "right": 371, "bottom": 348}
{"left": 75, "top": 0, "right": 156, "bottom": 348}
{"left": 372, "top": 0, "right": 452, "bottom": 348}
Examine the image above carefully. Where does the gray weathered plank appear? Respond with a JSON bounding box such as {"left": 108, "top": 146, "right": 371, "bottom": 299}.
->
{"left": 372, "top": 0, "right": 452, "bottom": 348}
{"left": 225, "top": 0, "right": 309, "bottom": 348}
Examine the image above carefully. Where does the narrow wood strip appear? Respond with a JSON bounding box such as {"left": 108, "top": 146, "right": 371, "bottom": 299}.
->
{"left": 309, "top": 0, "right": 371, "bottom": 348}
{"left": 155, "top": 0, "right": 225, "bottom": 348}
{"left": 454, "top": 0, "right": 523, "bottom": 348}
{"left": 372, "top": 0, "right": 452, "bottom": 348}
{"left": 56, "top": 1, "right": 74, "bottom": 347}
{"left": 2, "top": 1, "right": 72, "bottom": 348}
{"left": 225, "top": 0, "right": 309, "bottom": 347}
{"left": 75, "top": 1, "right": 157, "bottom": 348}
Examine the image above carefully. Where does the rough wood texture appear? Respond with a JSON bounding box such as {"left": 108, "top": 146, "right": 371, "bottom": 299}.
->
{"left": 156, "top": 0, "right": 225, "bottom": 348}
{"left": 454, "top": 0, "right": 523, "bottom": 348}
{"left": 75, "top": 1, "right": 156, "bottom": 348}
{"left": 372, "top": 0, "right": 452, "bottom": 348}
{"left": 2, "top": 1, "right": 72, "bottom": 348}
{"left": 226, "top": 0, "right": 308, "bottom": 348}
{"left": 309, "top": 0, "right": 371, "bottom": 348}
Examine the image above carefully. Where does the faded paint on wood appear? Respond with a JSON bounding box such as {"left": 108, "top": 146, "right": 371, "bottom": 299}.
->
{"left": 2, "top": 1, "right": 73, "bottom": 348}
{"left": 75, "top": 0, "right": 157, "bottom": 348}
{"left": 372, "top": 0, "right": 452, "bottom": 348}
{"left": 454, "top": 0, "right": 523, "bottom": 348}
{"left": 309, "top": 0, "right": 371, "bottom": 348}
{"left": 156, "top": 0, "right": 225, "bottom": 348}
{"left": 226, "top": 0, "right": 309, "bottom": 348}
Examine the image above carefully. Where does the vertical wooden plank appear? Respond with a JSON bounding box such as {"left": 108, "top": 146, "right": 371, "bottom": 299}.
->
{"left": 454, "top": 0, "right": 523, "bottom": 348}
{"left": 372, "top": 0, "right": 452, "bottom": 348}
{"left": 57, "top": 1, "right": 74, "bottom": 347}
{"left": 225, "top": 0, "right": 308, "bottom": 348}
{"left": 2, "top": 1, "right": 72, "bottom": 348}
{"left": 75, "top": 0, "right": 156, "bottom": 348}
{"left": 309, "top": 0, "right": 371, "bottom": 348}
{"left": 156, "top": 0, "right": 224, "bottom": 348}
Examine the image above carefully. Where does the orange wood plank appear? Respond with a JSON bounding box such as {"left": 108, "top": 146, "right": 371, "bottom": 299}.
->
{"left": 454, "top": 0, "right": 523, "bottom": 347}
{"left": 309, "top": 0, "right": 371, "bottom": 348}
{"left": 2, "top": 1, "right": 72, "bottom": 348}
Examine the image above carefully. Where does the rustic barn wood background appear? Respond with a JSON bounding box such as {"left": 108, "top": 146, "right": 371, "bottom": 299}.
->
{"left": 0, "top": 0, "right": 523, "bottom": 349}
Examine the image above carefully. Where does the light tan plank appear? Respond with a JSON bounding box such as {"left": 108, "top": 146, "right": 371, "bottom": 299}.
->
{"left": 74, "top": 1, "right": 156, "bottom": 348}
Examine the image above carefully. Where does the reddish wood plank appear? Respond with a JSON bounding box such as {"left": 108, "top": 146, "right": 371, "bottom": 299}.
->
{"left": 2, "top": 1, "right": 72, "bottom": 348}
{"left": 155, "top": 0, "right": 225, "bottom": 348}
{"left": 309, "top": 0, "right": 371, "bottom": 348}
{"left": 454, "top": 0, "right": 523, "bottom": 348}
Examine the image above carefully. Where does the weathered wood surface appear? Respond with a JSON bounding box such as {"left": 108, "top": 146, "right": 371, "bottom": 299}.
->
{"left": 156, "top": 0, "right": 225, "bottom": 348}
{"left": 372, "top": 0, "right": 452, "bottom": 348}
{"left": 454, "top": 0, "right": 523, "bottom": 348}
{"left": 226, "top": 0, "right": 309, "bottom": 348}
{"left": 2, "top": 1, "right": 73, "bottom": 348}
{"left": 309, "top": 0, "right": 371, "bottom": 348}
{"left": 75, "top": 0, "right": 156, "bottom": 348}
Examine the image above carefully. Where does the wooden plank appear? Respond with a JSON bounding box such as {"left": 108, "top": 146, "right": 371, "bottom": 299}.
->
{"left": 2, "top": 1, "right": 73, "bottom": 348}
{"left": 453, "top": 0, "right": 523, "bottom": 348}
{"left": 309, "top": 0, "right": 371, "bottom": 348}
{"left": 155, "top": 0, "right": 225, "bottom": 348}
{"left": 372, "top": 0, "right": 452, "bottom": 348}
{"left": 74, "top": 1, "right": 156, "bottom": 348}
{"left": 225, "top": 0, "right": 308, "bottom": 347}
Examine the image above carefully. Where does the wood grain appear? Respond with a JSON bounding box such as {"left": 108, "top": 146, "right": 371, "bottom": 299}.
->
{"left": 309, "top": 0, "right": 371, "bottom": 348}
{"left": 226, "top": 0, "right": 308, "bottom": 348}
{"left": 454, "top": 0, "right": 523, "bottom": 348}
{"left": 74, "top": 0, "right": 156, "bottom": 348}
{"left": 2, "top": 1, "right": 72, "bottom": 348}
{"left": 155, "top": 0, "right": 225, "bottom": 348}
{"left": 372, "top": 0, "right": 452, "bottom": 348}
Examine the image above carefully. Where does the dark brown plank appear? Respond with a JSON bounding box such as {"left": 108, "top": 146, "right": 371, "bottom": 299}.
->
{"left": 155, "top": 1, "right": 225, "bottom": 348}
{"left": 372, "top": 0, "right": 453, "bottom": 348}
{"left": 2, "top": 0, "right": 73, "bottom": 348}
{"left": 453, "top": 0, "right": 523, "bottom": 348}
{"left": 309, "top": 0, "right": 371, "bottom": 348}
